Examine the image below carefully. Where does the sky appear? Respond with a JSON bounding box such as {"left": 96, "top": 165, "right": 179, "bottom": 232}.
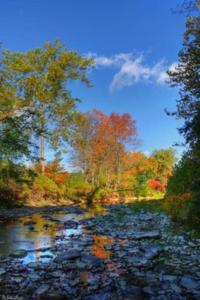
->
{"left": 0, "top": 0, "right": 187, "bottom": 162}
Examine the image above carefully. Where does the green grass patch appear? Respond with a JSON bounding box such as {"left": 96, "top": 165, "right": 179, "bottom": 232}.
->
{"left": 127, "top": 199, "right": 165, "bottom": 214}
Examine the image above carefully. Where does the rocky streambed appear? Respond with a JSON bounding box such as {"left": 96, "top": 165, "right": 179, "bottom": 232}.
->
{"left": 0, "top": 204, "right": 200, "bottom": 299}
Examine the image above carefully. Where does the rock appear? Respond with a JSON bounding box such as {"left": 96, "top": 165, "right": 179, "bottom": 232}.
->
{"left": 82, "top": 254, "right": 105, "bottom": 269}
{"left": 29, "top": 273, "right": 40, "bottom": 282}
{"left": 64, "top": 220, "right": 78, "bottom": 228}
{"left": 10, "top": 249, "right": 28, "bottom": 258}
{"left": 119, "top": 287, "right": 144, "bottom": 300}
{"left": 170, "top": 283, "right": 181, "bottom": 294}
{"left": 24, "top": 221, "right": 36, "bottom": 226}
{"left": 142, "top": 244, "right": 162, "bottom": 259}
{"left": 129, "top": 257, "right": 149, "bottom": 267}
{"left": 84, "top": 292, "right": 111, "bottom": 300}
{"left": 13, "top": 276, "right": 24, "bottom": 283}
{"left": 162, "top": 275, "right": 177, "bottom": 282}
{"left": 132, "top": 231, "right": 160, "bottom": 240}
{"left": 55, "top": 249, "right": 81, "bottom": 262}
{"left": 180, "top": 275, "right": 200, "bottom": 290}
{"left": 35, "top": 284, "right": 50, "bottom": 298}
{"left": 139, "top": 214, "right": 152, "bottom": 221}
{"left": 0, "top": 268, "right": 6, "bottom": 276}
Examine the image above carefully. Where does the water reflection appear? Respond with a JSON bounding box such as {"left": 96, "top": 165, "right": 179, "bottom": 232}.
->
{"left": 0, "top": 212, "right": 82, "bottom": 264}
{"left": 91, "top": 235, "right": 113, "bottom": 259}
{"left": 0, "top": 205, "right": 109, "bottom": 265}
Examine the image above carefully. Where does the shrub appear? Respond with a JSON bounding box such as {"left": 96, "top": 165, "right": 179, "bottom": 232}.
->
{"left": 92, "top": 187, "right": 114, "bottom": 201}
{"left": 148, "top": 179, "right": 165, "bottom": 192}
{"left": 0, "top": 160, "right": 35, "bottom": 207}
{"left": 164, "top": 192, "right": 200, "bottom": 226}
{"left": 22, "top": 173, "right": 62, "bottom": 204}
{"left": 65, "top": 173, "right": 92, "bottom": 199}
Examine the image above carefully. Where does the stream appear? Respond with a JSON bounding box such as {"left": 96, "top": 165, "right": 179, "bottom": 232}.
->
{"left": 1, "top": 204, "right": 200, "bottom": 299}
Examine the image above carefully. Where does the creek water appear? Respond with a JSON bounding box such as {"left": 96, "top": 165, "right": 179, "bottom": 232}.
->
{"left": 0, "top": 205, "right": 109, "bottom": 264}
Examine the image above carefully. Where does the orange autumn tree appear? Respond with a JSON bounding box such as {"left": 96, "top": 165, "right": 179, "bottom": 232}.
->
{"left": 72, "top": 110, "right": 137, "bottom": 188}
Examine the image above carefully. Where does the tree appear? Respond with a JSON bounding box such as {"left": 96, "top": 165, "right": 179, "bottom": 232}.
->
{"left": 0, "top": 41, "right": 93, "bottom": 171}
{"left": 0, "top": 114, "right": 32, "bottom": 160}
{"left": 106, "top": 112, "right": 137, "bottom": 187}
{"left": 151, "top": 148, "right": 176, "bottom": 186}
{"left": 168, "top": 16, "right": 200, "bottom": 152}
{"left": 174, "top": 0, "right": 200, "bottom": 14}
{"left": 72, "top": 110, "right": 137, "bottom": 188}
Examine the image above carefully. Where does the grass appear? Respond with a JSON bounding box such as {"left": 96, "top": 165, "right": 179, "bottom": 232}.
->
{"left": 127, "top": 199, "right": 165, "bottom": 214}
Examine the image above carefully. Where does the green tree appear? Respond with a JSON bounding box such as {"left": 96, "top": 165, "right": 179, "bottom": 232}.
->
{"left": 0, "top": 41, "right": 93, "bottom": 171}
{"left": 168, "top": 17, "right": 200, "bottom": 151}
{"left": 151, "top": 148, "right": 176, "bottom": 185}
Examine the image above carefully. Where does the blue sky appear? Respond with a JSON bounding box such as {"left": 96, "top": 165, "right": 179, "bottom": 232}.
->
{"left": 1, "top": 0, "right": 187, "bottom": 160}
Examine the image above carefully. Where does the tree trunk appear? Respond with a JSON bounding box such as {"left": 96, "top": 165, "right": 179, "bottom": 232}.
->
{"left": 39, "top": 133, "right": 45, "bottom": 173}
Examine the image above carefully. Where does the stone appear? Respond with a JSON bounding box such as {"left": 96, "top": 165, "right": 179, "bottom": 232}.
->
{"left": 132, "top": 231, "right": 160, "bottom": 240}
{"left": 142, "top": 244, "right": 162, "bottom": 259}
{"left": 119, "top": 287, "right": 144, "bottom": 300}
{"left": 10, "top": 249, "right": 28, "bottom": 258}
{"left": 170, "top": 283, "right": 181, "bottom": 294}
{"left": 82, "top": 254, "right": 105, "bottom": 269}
{"left": 35, "top": 284, "right": 50, "bottom": 298}
{"left": 64, "top": 220, "right": 78, "bottom": 228}
{"left": 0, "top": 268, "right": 6, "bottom": 276}
{"left": 24, "top": 221, "right": 36, "bottom": 226}
{"left": 180, "top": 275, "right": 200, "bottom": 290}
{"left": 162, "top": 275, "right": 177, "bottom": 282}
{"left": 84, "top": 292, "right": 111, "bottom": 300}
{"left": 129, "top": 257, "right": 149, "bottom": 267}
{"left": 55, "top": 249, "right": 81, "bottom": 262}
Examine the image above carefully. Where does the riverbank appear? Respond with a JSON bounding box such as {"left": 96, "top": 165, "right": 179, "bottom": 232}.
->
{"left": 0, "top": 203, "right": 200, "bottom": 299}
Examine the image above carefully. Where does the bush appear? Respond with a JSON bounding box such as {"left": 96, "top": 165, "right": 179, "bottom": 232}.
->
{"left": 65, "top": 173, "right": 92, "bottom": 200}
{"left": 0, "top": 160, "right": 35, "bottom": 207}
{"left": 0, "top": 180, "right": 22, "bottom": 207}
{"left": 166, "top": 154, "right": 196, "bottom": 195}
{"left": 22, "top": 173, "right": 62, "bottom": 204}
{"left": 164, "top": 193, "right": 192, "bottom": 222}
{"left": 164, "top": 152, "right": 200, "bottom": 227}
{"left": 92, "top": 187, "right": 114, "bottom": 201}
{"left": 164, "top": 192, "right": 200, "bottom": 226}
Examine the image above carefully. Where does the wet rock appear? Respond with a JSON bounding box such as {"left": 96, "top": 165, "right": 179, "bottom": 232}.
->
{"left": 84, "top": 291, "right": 111, "bottom": 300}
{"left": 132, "top": 230, "right": 160, "bottom": 240}
{"left": 55, "top": 249, "right": 81, "bottom": 262}
{"left": 35, "top": 284, "right": 50, "bottom": 298}
{"left": 82, "top": 254, "right": 105, "bottom": 269}
{"left": 10, "top": 249, "right": 28, "bottom": 258}
{"left": 0, "top": 267, "right": 6, "bottom": 276}
{"left": 142, "top": 244, "right": 163, "bottom": 259}
{"left": 162, "top": 275, "right": 177, "bottom": 282}
{"left": 13, "top": 276, "right": 24, "bottom": 283}
{"left": 180, "top": 275, "right": 200, "bottom": 290}
{"left": 170, "top": 283, "right": 181, "bottom": 294}
{"left": 24, "top": 221, "right": 36, "bottom": 226}
{"left": 43, "top": 223, "right": 52, "bottom": 229}
{"left": 119, "top": 287, "right": 144, "bottom": 300}
{"left": 64, "top": 220, "right": 78, "bottom": 228}
{"left": 29, "top": 273, "right": 40, "bottom": 282}
{"left": 128, "top": 257, "right": 149, "bottom": 267}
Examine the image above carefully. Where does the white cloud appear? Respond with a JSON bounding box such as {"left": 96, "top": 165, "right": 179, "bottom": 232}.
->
{"left": 157, "top": 62, "right": 178, "bottom": 84}
{"left": 88, "top": 52, "right": 177, "bottom": 92}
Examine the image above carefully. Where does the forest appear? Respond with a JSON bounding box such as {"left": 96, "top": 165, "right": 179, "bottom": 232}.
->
{"left": 0, "top": 11, "right": 200, "bottom": 229}
{"left": 0, "top": 41, "right": 176, "bottom": 207}
{"left": 1, "top": 1, "right": 200, "bottom": 299}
